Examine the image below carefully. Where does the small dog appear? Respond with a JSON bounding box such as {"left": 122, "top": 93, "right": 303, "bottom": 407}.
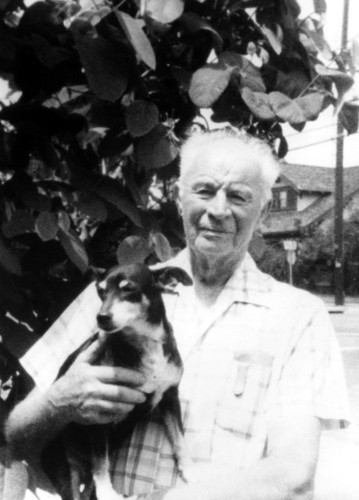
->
{"left": 42, "top": 263, "right": 192, "bottom": 500}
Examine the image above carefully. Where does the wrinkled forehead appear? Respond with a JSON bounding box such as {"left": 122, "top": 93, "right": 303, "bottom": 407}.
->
{"left": 182, "top": 140, "right": 263, "bottom": 186}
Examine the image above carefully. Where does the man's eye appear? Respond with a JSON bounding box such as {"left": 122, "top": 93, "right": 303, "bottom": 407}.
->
{"left": 197, "top": 188, "right": 213, "bottom": 198}
{"left": 229, "top": 193, "right": 247, "bottom": 204}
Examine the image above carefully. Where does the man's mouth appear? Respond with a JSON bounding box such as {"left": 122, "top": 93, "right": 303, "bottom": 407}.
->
{"left": 200, "top": 227, "right": 234, "bottom": 234}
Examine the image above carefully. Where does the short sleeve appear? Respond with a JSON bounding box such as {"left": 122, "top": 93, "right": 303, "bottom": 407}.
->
{"left": 20, "top": 282, "right": 100, "bottom": 391}
{"left": 268, "top": 300, "right": 351, "bottom": 430}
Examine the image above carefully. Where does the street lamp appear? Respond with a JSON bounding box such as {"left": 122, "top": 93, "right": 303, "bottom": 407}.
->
{"left": 282, "top": 239, "right": 297, "bottom": 286}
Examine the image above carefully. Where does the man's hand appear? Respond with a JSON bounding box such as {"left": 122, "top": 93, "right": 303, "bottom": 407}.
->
{"left": 5, "top": 336, "right": 147, "bottom": 459}
{"left": 47, "top": 336, "right": 147, "bottom": 425}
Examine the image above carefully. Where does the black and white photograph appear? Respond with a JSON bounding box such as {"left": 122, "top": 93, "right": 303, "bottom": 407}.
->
{"left": 0, "top": 1, "right": 358, "bottom": 499}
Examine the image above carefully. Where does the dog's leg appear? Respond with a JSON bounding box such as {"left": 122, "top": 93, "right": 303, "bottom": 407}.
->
{"left": 68, "top": 462, "right": 82, "bottom": 500}
{"left": 91, "top": 430, "right": 127, "bottom": 500}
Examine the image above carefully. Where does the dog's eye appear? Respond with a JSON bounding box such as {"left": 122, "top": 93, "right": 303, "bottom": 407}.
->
{"left": 119, "top": 280, "right": 136, "bottom": 292}
{"left": 98, "top": 280, "right": 107, "bottom": 291}
{"left": 97, "top": 281, "right": 107, "bottom": 297}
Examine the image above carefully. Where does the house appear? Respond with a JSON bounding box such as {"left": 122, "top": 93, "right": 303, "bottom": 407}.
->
{"left": 261, "top": 163, "right": 359, "bottom": 238}
{"left": 258, "top": 162, "right": 359, "bottom": 293}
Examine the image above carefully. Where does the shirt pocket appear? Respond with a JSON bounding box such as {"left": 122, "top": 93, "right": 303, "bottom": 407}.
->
{"left": 215, "top": 350, "right": 273, "bottom": 439}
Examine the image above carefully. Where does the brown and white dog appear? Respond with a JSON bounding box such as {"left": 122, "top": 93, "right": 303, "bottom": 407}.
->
{"left": 42, "top": 263, "right": 192, "bottom": 500}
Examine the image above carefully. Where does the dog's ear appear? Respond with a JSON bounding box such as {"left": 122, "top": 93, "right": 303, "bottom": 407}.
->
{"left": 151, "top": 266, "right": 192, "bottom": 291}
{"left": 86, "top": 265, "right": 107, "bottom": 283}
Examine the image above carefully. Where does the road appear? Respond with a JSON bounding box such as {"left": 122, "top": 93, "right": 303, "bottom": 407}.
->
{"left": 328, "top": 302, "right": 359, "bottom": 443}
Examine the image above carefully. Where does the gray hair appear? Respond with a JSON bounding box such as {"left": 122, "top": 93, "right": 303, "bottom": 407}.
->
{"left": 179, "top": 128, "right": 281, "bottom": 205}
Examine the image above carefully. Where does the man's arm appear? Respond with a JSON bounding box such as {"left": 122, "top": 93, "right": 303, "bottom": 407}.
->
{"left": 5, "top": 337, "right": 147, "bottom": 459}
{"left": 164, "top": 415, "right": 321, "bottom": 500}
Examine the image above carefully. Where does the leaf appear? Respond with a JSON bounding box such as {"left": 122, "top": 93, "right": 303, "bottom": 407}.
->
{"left": 135, "top": 124, "right": 178, "bottom": 169}
{"left": 305, "top": 30, "right": 333, "bottom": 61}
{"left": 30, "top": 34, "right": 72, "bottom": 69}
{"left": 240, "top": 88, "right": 276, "bottom": 121}
{"left": 142, "top": 0, "right": 185, "bottom": 24}
{"left": 0, "top": 234, "right": 21, "bottom": 276}
{"left": 260, "top": 24, "right": 283, "bottom": 55}
{"left": 117, "top": 236, "right": 150, "bottom": 265}
{"left": 339, "top": 102, "right": 359, "bottom": 135}
{"left": 0, "top": 30, "right": 16, "bottom": 64}
{"left": 98, "top": 131, "right": 133, "bottom": 158}
{"left": 189, "top": 64, "right": 232, "bottom": 108}
{"left": 277, "top": 135, "right": 288, "bottom": 158}
{"left": 125, "top": 100, "right": 159, "bottom": 137}
{"left": 74, "top": 6, "right": 111, "bottom": 27}
{"left": 171, "top": 66, "right": 192, "bottom": 91}
{"left": 35, "top": 211, "right": 59, "bottom": 241}
{"left": 76, "top": 36, "right": 129, "bottom": 102}
{"left": 2, "top": 210, "right": 35, "bottom": 238}
{"left": 0, "top": 265, "right": 23, "bottom": 305}
{"left": 58, "top": 211, "right": 71, "bottom": 232}
{"left": 219, "top": 52, "right": 266, "bottom": 92}
{"left": 275, "top": 69, "right": 311, "bottom": 99}
{"left": 269, "top": 91, "right": 305, "bottom": 124}
{"left": 181, "top": 12, "right": 223, "bottom": 52}
{"left": 94, "top": 178, "right": 143, "bottom": 227}
{"left": 76, "top": 197, "right": 108, "bottom": 222}
{"left": 20, "top": 190, "right": 51, "bottom": 212}
{"left": 315, "top": 64, "right": 354, "bottom": 110}
{"left": 294, "top": 93, "right": 325, "bottom": 121}
{"left": 152, "top": 232, "right": 172, "bottom": 262}
{"left": 116, "top": 11, "right": 156, "bottom": 70}
{"left": 58, "top": 228, "right": 89, "bottom": 273}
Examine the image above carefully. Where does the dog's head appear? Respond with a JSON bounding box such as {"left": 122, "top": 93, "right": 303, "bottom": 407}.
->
{"left": 95, "top": 263, "right": 192, "bottom": 337}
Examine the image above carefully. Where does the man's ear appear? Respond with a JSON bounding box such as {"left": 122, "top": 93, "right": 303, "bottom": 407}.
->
{"left": 174, "top": 181, "right": 183, "bottom": 215}
{"left": 151, "top": 266, "right": 192, "bottom": 291}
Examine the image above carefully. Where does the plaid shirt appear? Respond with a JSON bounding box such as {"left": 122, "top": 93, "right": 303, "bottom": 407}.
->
{"left": 20, "top": 250, "right": 350, "bottom": 496}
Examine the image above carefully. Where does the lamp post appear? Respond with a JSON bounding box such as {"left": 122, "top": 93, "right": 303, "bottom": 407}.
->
{"left": 334, "top": 0, "right": 350, "bottom": 306}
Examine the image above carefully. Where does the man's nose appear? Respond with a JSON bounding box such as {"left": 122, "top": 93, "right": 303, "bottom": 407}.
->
{"left": 207, "top": 191, "right": 230, "bottom": 219}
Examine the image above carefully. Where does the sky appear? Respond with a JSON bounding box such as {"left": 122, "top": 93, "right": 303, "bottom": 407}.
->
{"left": 286, "top": 0, "right": 359, "bottom": 167}
{"left": 0, "top": 0, "right": 358, "bottom": 167}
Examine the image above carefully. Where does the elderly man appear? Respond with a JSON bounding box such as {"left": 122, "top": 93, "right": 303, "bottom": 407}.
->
{"left": 5, "top": 129, "right": 350, "bottom": 500}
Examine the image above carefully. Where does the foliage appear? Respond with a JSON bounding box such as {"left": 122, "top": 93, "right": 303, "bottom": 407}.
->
{"left": 0, "top": 0, "right": 356, "bottom": 366}
{"left": 251, "top": 236, "right": 288, "bottom": 283}
{"left": 295, "top": 212, "right": 359, "bottom": 294}
{"left": 257, "top": 211, "right": 359, "bottom": 294}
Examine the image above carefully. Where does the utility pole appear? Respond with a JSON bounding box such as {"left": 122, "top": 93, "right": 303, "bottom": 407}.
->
{"left": 334, "top": 0, "right": 350, "bottom": 306}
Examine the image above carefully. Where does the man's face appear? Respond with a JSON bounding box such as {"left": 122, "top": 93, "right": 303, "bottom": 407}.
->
{"left": 179, "top": 140, "right": 265, "bottom": 261}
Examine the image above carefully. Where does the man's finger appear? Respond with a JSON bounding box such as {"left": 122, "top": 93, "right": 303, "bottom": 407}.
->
{"left": 93, "top": 366, "right": 146, "bottom": 386}
{"left": 97, "top": 384, "right": 147, "bottom": 404}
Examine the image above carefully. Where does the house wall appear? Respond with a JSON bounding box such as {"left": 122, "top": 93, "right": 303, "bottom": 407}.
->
{"left": 344, "top": 191, "right": 359, "bottom": 221}
{"left": 297, "top": 193, "right": 320, "bottom": 212}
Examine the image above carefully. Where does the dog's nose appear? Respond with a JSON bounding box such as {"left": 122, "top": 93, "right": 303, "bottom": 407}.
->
{"left": 97, "top": 312, "right": 114, "bottom": 330}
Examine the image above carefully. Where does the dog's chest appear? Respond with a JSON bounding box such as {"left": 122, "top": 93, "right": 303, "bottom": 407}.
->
{"left": 101, "top": 334, "right": 182, "bottom": 397}
{"left": 140, "top": 342, "right": 182, "bottom": 396}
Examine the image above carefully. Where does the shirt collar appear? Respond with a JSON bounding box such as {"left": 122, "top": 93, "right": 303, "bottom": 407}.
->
{"left": 155, "top": 248, "right": 274, "bottom": 309}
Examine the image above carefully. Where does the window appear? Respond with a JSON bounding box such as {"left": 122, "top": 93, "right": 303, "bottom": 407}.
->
{"left": 271, "top": 188, "right": 297, "bottom": 211}
{"left": 279, "top": 190, "right": 287, "bottom": 208}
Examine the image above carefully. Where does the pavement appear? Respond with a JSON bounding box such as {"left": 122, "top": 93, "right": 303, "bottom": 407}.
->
{"left": 313, "top": 296, "right": 359, "bottom": 499}
{"left": 320, "top": 295, "right": 359, "bottom": 445}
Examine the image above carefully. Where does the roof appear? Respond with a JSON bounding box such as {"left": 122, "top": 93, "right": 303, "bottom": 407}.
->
{"left": 261, "top": 165, "right": 359, "bottom": 236}
{"left": 277, "top": 162, "right": 336, "bottom": 192}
